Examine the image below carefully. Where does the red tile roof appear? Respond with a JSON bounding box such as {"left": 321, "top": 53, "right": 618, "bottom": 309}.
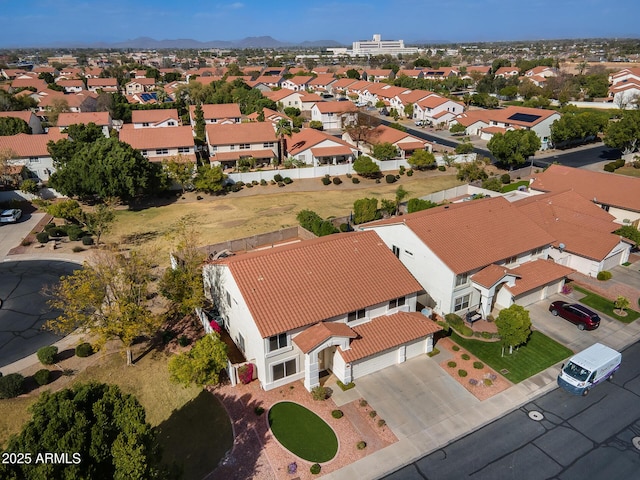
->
{"left": 0, "top": 111, "right": 36, "bottom": 123}
{"left": 293, "top": 322, "right": 357, "bottom": 354}
{"left": 288, "top": 128, "right": 353, "bottom": 156}
{"left": 0, "top": 131, "right": 67, "bottom": 157}
{"left": 363, "top": 197, "right": 555, "bottom": 274}
{"left": 206, "top": 122, "right": 276, "bottom": 146}
{"left": 57, "top": 112, "right": 111, "bottom": 127}
{"left": 472, "top": 264, "right": 519, "bottom": 288}
{"left": 132, "top": 109, "right": 180, "bottom": 125}
{"left": 505, "top": 259, "right": 574, "bottom": 296}
{"left": 189, "top": 103, "right": 241, "bottom": 120}
{"left": 530, "top": 164, "right": 640, "bottom": 213}
{"left": 215, "top": 231, "right": 422, "bottom": 338}
{"left": 339, "top": 312, "right": 441, "bottom": 363}
{"left": 314, "top": 102, "right": 357, "bottom": 114}
{"left": 119, "top": 125, "right": 194, "bottom": 149}
{"left": 263, "top": 88, "right": 300, "bottom": 102}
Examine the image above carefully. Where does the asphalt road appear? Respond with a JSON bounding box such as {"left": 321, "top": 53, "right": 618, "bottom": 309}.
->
{"left": 384, "top": 341, "right": 640, "bottom": 480}
{"left": 0, "top": 260, "right": 80, "bottom": 368}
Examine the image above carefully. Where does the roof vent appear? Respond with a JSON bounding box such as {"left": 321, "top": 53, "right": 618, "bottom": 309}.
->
{"left": 444, "top": 205, "right": 449, "bottom": 209}
{"left": 558, "top": 243, "right": 565, "bottom": 252}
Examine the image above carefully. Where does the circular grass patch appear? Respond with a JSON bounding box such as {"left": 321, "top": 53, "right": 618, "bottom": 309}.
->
{"left": 268, "top": 401, "right": 338, "bottom": 463}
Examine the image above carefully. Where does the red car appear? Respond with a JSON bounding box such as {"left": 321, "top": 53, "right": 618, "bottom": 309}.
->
{"left": 549, "top": 301, "right": 600, "bottom": 330}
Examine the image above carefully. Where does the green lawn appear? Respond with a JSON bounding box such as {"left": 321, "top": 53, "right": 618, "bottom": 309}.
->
{"left": 573, "top": 285, "right": 639, "bottom": 323}
{"left": 268, "top": 401, "right": 338, "bottom": 463}
{"left": 451, "top": 331, "right": 573, "bottom": 384}
{"left": 501, "top": 180, "right": 530, "bottom": 193}
{"left": 616, "top": 166, "right": 640, "bottom": 178}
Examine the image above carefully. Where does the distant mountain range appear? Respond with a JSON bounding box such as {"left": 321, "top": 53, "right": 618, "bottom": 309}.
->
{"left": 45, "top": 36, "right": 347, "bottom": 50}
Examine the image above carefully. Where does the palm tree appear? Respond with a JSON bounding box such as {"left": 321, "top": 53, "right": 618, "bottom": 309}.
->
{"left": 394, "top": 186, "right": 409, "bottom": 215}
{"left": 275, "top": 119, "right": 292, "bottom": 167}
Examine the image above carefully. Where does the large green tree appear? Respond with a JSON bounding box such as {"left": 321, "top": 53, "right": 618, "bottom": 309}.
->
{"left": 193, "top": 165, "right": 225, "bottom": 193}
{"left": 487, "top": 129, "right": 541, "bottom": 167}
{"left": 168, "top": 333, "right": 228, "bottom": 387}
{"left": 550, "top": 111, "right": 607, "bottom": 147}
{"left": 82, "top": 201, "right": 117, "bottom": 246}
{"left": 162, "top": 155, "right": 195, "bottom": 193}
{"left": 0, "top": 117, "right": 31, "bottom": 136}
{"left": 46, "top": 249, "right": 162, "bottom": 365}
{"left": 372, "top": 142, "right": 399, "bottom": 161}
{"left": 495, "top": 304, "right": 532, "bottom": 356}
{"left": 408, "top": 149, "right": 436, "bottom": 170}
{"left": 352, "top": 155, "right": 380, "bottom": 178}
{"left": 0, "top": 383, "right": 166, "bottom": 480}
{"left": 353, "top": 197, "right": 380, "bottom": 224}
{"left": 604, "top": 110, "right": 640, "bottom": 154}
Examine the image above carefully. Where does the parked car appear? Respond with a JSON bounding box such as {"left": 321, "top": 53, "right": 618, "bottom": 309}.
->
{"left": 0, "top": 209, "right": 22, "bottom": 223}
{"left": 549, "top": 301, "right": 600, "bottom": 330}
{"left": 415, "top": 120, "right": 424, "bottom": 126}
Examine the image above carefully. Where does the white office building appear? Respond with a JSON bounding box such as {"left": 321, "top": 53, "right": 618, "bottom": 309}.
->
{"left": 349, "top": 34, "right": 419, "bottom": 57}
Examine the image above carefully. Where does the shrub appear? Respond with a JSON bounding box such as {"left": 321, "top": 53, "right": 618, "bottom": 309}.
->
{"left": 359, "top": 399, "right": 368, "bottom": 407}
{"left": 615, "top": 158, "right": 626, "bottom": 168}
{"left": 352, "top": 177, "right": 360, "bottom": 184}
{"left": 376, "top": 179, "right": 381, "bottom": 183}
{"left": 21, "top": 239, "right": 32, "bottom": 246}
{"left": 311, "top": 385, "right": 330, "bottom": 400}
{"left": 460, "top": 325, "right": 474, "bottom": 337}
{"left": 34, "top": 369, "right": 52, "bottom": 386}
{"left": 245, "top": 183, "right": 253, "bottom": 188}
{"left": 369, "top": 410, "right": 377, "bottom": 418}
{"left": 72, "top": 246, "right": 85, "bottom": 253}
{"left": 337, "top": 380, "right": 355, "bottom": 391}
{"left": 399, "top": 165, "right": 406, "bottom": 174}
{"left": 473, "top": 361, "right": 484, "bottom": 369}
{"left": 254, "top": 406, "right": 265, "bottom": 416}
{"left": 461, "top": 353, "right": 470, "bottom": 361}
{"left": 273, "top": 174, "right": 283, "bottom": 182}
{"left": 484, "top": 378, "right": 493, "bottom": 387}
{"left": 67, "top": 225, "right": 85, "bottom": 241}
{"left": 252, "top": 180, "right": 258, "bottom": 185}
{"left": 346, "top": 173, "right": 352, "bottom": 178}
{"left": 333, "top": 177, "right": 342, "bottom": 185}
{"left": 445, "top": 313, "right": 464, "bottom": 330}
{"left": 81, "top": 236, "right": 94, "bottom": 246}
{"left": 357, "top": 441, "right": 367, "bottom": 450}
{"left": 321, "top": 177, "right": 331, "bottom": 185}
{"left": 283, "top": 177, "right": 293, "bottom": 184}
{"left": 310, "top": 463, "right": 321, "bottom": 475}
{"left": 288, "top": 462, "right": 297, "bottom": 474}
{"left": 469, "top": 378, "right": 479, "bottom": 386}
{"left": 339, "top": 223, "right": 349, "bottom": 232}
{"left": 162, "top": 330, "right": 175, "bottom": 344}
{"left": 452, "top": 345, "right": 460, "bottom": 351}
{"left": 597, "top": 270, "right": 612, "bottom": 281}
{"left": 75, "top": 343, "right": 93, "bottom": 358}
{"left": 178, "top": 335, "right": 190, "bottom": 347}
{"left": 447, "top": 361, "right": 457, "bottom": 368}
{"left": 458, "top": 369, "right": 468, "bottom": 377}
{"left": 427, "top": 347, "right": 440, "bottom": 357}
{"left": 238, "top": 363, "right": 254, "bottom": 384}
{"left": 48, "top": 226, "right": 68, "bottom": 237}
{"left": 481, "top": 331, "right": 492, "bottom": 340}
{"left": 407, "top": 169, "right": 413, "bottom": 176}
{"left": 36, "top": 231, "right": 49, "bottom": 243}
{"left": 260, "top": 179, "right": 267, "bottom": 186}
{"left": 378, "top": 419, "right": 386, "bottom": 428}
{"left": 0, "top": 373, "right": 25, "bottom": 399}
{"left": 501, "top": 173, "right": 512, "bottom": 184}
{"left": 37, "top": 345, "right": 58, "bottom": 365}
{"left": 332, "top": 409, "right": 344, "bottom": 419}
{"left": 385, "top": 174, "right": 396, "bottom": 184}
{"left": 438, "top": 165, "right": 446, "bottom": 171}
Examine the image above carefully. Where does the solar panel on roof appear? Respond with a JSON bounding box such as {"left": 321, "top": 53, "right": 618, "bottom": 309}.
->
{"left": 507, "top": 112, "right": 542, "bottom": 123}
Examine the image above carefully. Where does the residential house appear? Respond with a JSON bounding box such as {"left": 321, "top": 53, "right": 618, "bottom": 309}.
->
{"left": 451, "top": 105, "right": 560, "bottom": 150}
{"left": 494, "top": 66, "right": 520, "bottom": 78}
{"left": 56, "top": 79, "right": 84, "bottom": 93}
{"left": 359, "top": 196, "right": 572, "bottom": 319}
{"left": 281, "top": 76, "right": 314, "bottom": 92}
{"left": 205, "top": 122, "right": 277, "bottom": 170}
{"left": 0, "top": 130, "right": 67, "bottom": 181}
{"left": 57, "top": 112, "right": 112, "bottom": 137}
{"left": 413, "top": 95, "right": 464, "bottom": 126}
{"left": 310, "top": 101, "right": 358, "bottom": 130}
{"left": 421, "top": 67, "right": 459, "bottom": 80}
{"left": 390, "top": 89, "right": 433, "bottom": 117}
{"left": 131, "top": 109, "right": 180, "bottom": 128}
{"left": 125, "top": 78, "right": 156, "bottom": 95}
{"left": 299, "top": 92, "right": 325, "bottom": 112}
{"left": 1, "top": 68, "right": 30, "bottom": 81}
{"left": 396, "top": 69, "right": 424, "bottom": 79}
{"left": 10, "top": 77, "right": 48, "bottom": 93}
{"left": 307, "top": 74, "right": 337, "bottom": 94}
{"left": 263, "top": 89, "right": 303, "bottom": 110}
{"left": 37, "top": 91, "right": 98, "bottom": 116}
{"left": 608, "top": 80, "right": 640, "bottom": 108}
{"left": 362, "top": 69, "right": 395, "bottom": 82}
{"left": 287, "top": 128, "right": 358, "bottom": 166}
{"left": 189, "top": 103, "right": 242, "bottom": 126}
{"left": 347, "top": 124, "right": 433, "bottom": 159}
{"left": 328, "top": 78, "right": 359, "bottom": 97}
{"left": 359, "top": 83, "right": 410, "bottom": 109}
{"left": 87, "top": 77, "right": 118, "bottom": 93}
{"left": 0, "top": 111, "right": 43, "bottom": 134}
{"left": 514, "top": 190, "right": 631, "bottom": 276}
{"left": 119, "top": 125, "right": 196, "bottom": 163}
{"left": 246, "top": 108, "right": 291, "bottom": 127}
{"left": 202, "top": 231, "right": 441, "bottom": 391}
{"left": 252, "top": 75, "right": 283, "bottom": 89}
{"left": 529, "top": 164, "right": 640, "bottom": 229}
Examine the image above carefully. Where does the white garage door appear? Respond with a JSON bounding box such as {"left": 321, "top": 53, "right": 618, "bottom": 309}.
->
{"left": 515, "top": 288, "right": 543, "bottom": 307}
{"left": 601, "top": 251, "right": 624, "bottom": 272}
{"left": 406, "top": 339, "right": 426, "bottom": 359}
{"left": 352, "top": 349, "right": 398, "bottom": 380}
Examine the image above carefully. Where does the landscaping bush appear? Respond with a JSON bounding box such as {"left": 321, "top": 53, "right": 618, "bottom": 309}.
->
{"left": 0, "top": 373, "right": 25, "bottom": 399}
{"left": 72, "top": 246, "right": 85, "bottom": 253}
{"left": 447, "top": 361, "right": 457, "bottom": 368}
{"left": 321, "top": 177, "right": 331, "bottom": 185}
{"left": 452, "top": 345, "right": 460, "bottom": 352}
{"left": 332, "top": 177, "right": 342, "bottom": 185}
{"left": 178, "top": 335, "right": 190, "bottom": 347}
{"left": 359, "top": 399, "right": 368, "bottom": 407}
{"left": 501, "top": 173, "right": 512, "bottom": 184}
{"left": 357, "top": 441, "right": 367, "bottom": 450}
{"left": 161, "top": 330, "right": 175, "bottom": 344}
{"left": 238, "top": 363, "right": 254, "bottom": 384}
{"left": 245, "top": 183, "right": 253, "bottom": 188}
{"left": 254, "top": 406, "right": 265, "bottom": 416}
{"left": 81, "top": 236, "right": 94, "bottom": 246}
{"left": 36, "top": 231, "right": 49, "bottom": 244}
{"left": 332, "top": 409, "right": 344, "bottom": 419}
{"left": 34, "top": 369, "right": 52, "bottom": 386}
{"left": 438, "top": 165, "right": 446, "bottom": 171}
{"left": 311, "top": 385, "right": 330, "bottom": 400}
{"left": 597, "top": 270, "right": 612, "bottom": 281}
{"left": 48, "top": 226, "right": 68, "bottom": 237}
{"left": 339, "top": 223, "right": 349, "bottom": 232}
{"left": 615, "top": 158, "right": 626, "bottom": 168}
{"left": 458, "top": 369, "right": 468, "bottom": 377}
{"left": 37, "top": 345, "right": 58, "bottom": 365}
{"left": 252, "top": 180, "right": 258, "bottom": 185}
{"left": 273, "top": 174, "right": 283, "bottom": 182}
{"left": 484, "top": 378, "right": 493, "bottom": 386}
{"left": 473, "top": 361, "right": 484, "bottom": 369}
{"left": 75, "top": 342, "right": 93, "bottom": 358}
{"left": 369, "top": 410, "right": 377, "bottom": 418}
{"left": 337, "top": 380, "right": 355, "bottom": 391}
{"left": 481, "top": 331, "right": 492, "bottom": 340}
{"left": 283, "top": 177, "right": 293, "bottom": 184}
{"left": 378, "top": 419, "right": 386, "bottom": 428}
{"left": 399, "top": 165, "right": 406, "bottom": 174}
{"left": 352, "top": 177, "right": 360, "bottom": 184}
{"left": 310, "top": 463, "right": 321, "bottom": 475}
{"left": 375, "top": 179, "right": 381, "bottom": 183}
{"left": 385, "top": 174, "right": 397, "bottom": 184}
{"left": 445, "top": 313, "right": 464, "bottom": 330}
{"left": 469, "top": 378, "right": 479, "bottom": 386}
{"left": 346, "top": 173, "right": 352, "bottom": 178}
{"left": 604, "top": 162, "right": 620, "bottom": 172}
{"left": 67, "top": 225, "right": 85, "bottom": 241}
{"left": 260, "top": 179, "right": 267, "bottom": 186}
{"left": 460, "top": 325, "right": 474, "bottom": 337}
{"left": 461, "top": 353, "right": 470, "bottom": 361}
{"left": 21, "top": 239, "right": 32, "bottom": 247}
{"left": 407, "top": 169, "right": 413, "bottom": 176}
{"left": 427, "top": 347, "right": 440, "bottom": 357}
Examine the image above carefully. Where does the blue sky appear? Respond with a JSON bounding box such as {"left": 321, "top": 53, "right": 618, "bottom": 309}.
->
{"left": 1, "top": 0, "right": 639, "bottom": 47}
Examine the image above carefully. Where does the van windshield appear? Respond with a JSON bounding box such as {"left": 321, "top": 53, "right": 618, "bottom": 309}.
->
{"left": 563, "top": 361, "right": 590, "bottom": 381}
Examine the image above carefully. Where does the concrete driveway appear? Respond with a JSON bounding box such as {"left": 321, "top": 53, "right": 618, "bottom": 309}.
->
{"left": 0, "top": 211, "right": 45, "bottom": 259}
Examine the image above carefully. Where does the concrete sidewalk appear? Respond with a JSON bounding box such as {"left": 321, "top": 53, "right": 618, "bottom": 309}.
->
{"left": 323, "top": 310, "right": 640, "bottom": 480}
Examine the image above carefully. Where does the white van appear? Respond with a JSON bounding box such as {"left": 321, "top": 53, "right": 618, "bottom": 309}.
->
{"left": 557, "top": 343, "right": 621, "bottom": 396}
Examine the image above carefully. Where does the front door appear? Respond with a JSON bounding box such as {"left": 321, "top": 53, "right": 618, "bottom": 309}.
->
{"left": 319, "top": 346, "right": 336, "bottom": 372}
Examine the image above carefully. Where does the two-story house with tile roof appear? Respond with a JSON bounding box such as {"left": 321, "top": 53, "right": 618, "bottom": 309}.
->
{"left": 203, "top": 231, "right": 441, "bottom": 391}
{"left": 57, "top": 112, "right": 112, "bottom": 137}
{"left": 205, "top": 122, "right": 277, "bottom": 170}
{"left": 0, "top": 111, "right": 43, "bottom": 134}
{"left": 262, "top": 89, "right": 303, "bottom": 110}
{"left": 359, "top": 196, "right": 573, "bottom": 319}
{"left": 119, "top": 125, "right": 196, "bottom": 164}
{"left": 87, "top": 77, "right": 118, "bottom": 93}
{"left": 345, "top": 124, "right": 433, "bottom": 159}
{"left": 131, "top": 109, "right": 180, "bottom": 128}
{"left": 189, "top": 103, "right": 242, "bottom": 126}
{"left": 310, "top": 101, "right": 358, "bottom": 130}
{"left": 125, "top": 78, "right": 156, "bottom": 95}
{"left": 0, "top": 130, "right": 67, "bottom": 181}
{"left": 281, "top": 76, "right": 315, "bottom": 92}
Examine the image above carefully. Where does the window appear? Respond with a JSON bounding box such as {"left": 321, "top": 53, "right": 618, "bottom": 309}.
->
{"left": 29, "top": 157, "right": 40, "bottom": 163}
{"left": 155, "top": 148, "right": 168, "bottom": 155}
{"left": 504, "top": 256, "right": 518, "bottom": 265}
{"left": 237, "top": 333, "right": 245, "bottom": 352}
{"left": 531, "top": 247, "right": 544, "bottom": 256}
{"left": 168, "top": 121, "right": 176, "bottom": 126}
{"left": 268, "top": 333, "right": 288, "bottom": 352}
{"left": 142, "top": 122, "right": 149, "bottom": 127}
{"left": 454, "top": 294, "right": 470, "bottom": 312}
{"left": 226, "top": 291, "right": 231, "bottom": 306}
{"left": 230, "top": 145, "right": 235, "bottom": 150}
{"left": 239, "top": 143, "right": 250, "bottom": 150}
{"left": 392, "top": 245, "right": 400, "bottom": 258}
{"left": 455, "top": 272, "right": 469, "bottom": 287}
{"left": 272, "top": 358, "right": 297, "bottom": 381}
{"left": 177, "top": 147, "right": 190, "bottom": 154}
{"left": 141, "top": 150, "right": 148, "bottom": 156}
{"left": 601, "top": 204, "right": 610, "bottom": 212}
{"left": 389, "top": 297, "right": 406, "bottom": 309}
{"left": 263, "top": 142, "right": 275, "bottom": 148}
{"left": 210, "top": 146, "right": 217, "bottom": 152}
{"left": 348, "top": 309, "right": 366, "bottom": 322}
